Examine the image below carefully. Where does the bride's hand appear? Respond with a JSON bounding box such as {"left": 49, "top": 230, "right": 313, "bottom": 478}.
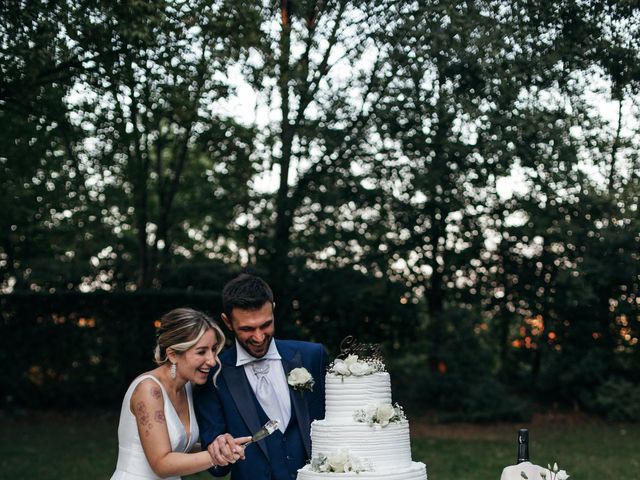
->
{"left": 207, "top": 434, "right": 251, "bottom": 466}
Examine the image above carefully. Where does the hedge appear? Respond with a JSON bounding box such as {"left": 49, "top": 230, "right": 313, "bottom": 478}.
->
{"left": 1, "top": 290, "right": 222, "bottom": 409}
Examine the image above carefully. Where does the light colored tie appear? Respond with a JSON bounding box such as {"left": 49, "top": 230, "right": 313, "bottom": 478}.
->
{"left": 251, "top": 360, "right": 286, "bottom": 433}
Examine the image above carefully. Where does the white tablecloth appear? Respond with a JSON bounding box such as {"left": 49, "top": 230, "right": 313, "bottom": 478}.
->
{"left": 500, "top": 461, "right": 547, "bottom": 480}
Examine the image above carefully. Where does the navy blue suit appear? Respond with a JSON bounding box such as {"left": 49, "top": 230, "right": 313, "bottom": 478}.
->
{"left": 194, "top": 340, "right": 328, "bottom": 480}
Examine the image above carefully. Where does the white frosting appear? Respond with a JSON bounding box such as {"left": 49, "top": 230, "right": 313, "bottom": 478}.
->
{"left": 324, "top": 372, "right": 392, "bottom": 422}
{"left": 310, "top": 420, "right": 412, "bottom": 470}
{"left": 297, "top": 461, "right": 428, "bottom": 480}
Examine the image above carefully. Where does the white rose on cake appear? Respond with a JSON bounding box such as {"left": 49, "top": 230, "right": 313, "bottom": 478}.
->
{"left": 310, "top": 454, "right": 330, "bottom": 473}
{"left": 353, "top": 402, "right": 406, "bottom": 426}
{"left": 327, "top": 450, "right": 349, "bottom": 473}
{"left": 344, "top": 454, "right": 367, "bottom": 473}
{"left": 287, "top": 367, "right": 315, "bottom": 392}
{"left": 364, "top": 404, "right": 378, "bottom": 418}
{"left": 376, "top": 403, "right": 396, "bottom": 426}
{"left": 348, "top": 361, "right": 372, "bottom": 376}
{"left": 331, "top": 359, "right": 351, "bottom": 376}
{"left": 329, "top": 353, "right": 385, "bottom": 377}
{"left": 343, "top": 354, "right": 359, "bottom": 368}
{"left": 309, "top": 450, "right": 371, "bottom": 474}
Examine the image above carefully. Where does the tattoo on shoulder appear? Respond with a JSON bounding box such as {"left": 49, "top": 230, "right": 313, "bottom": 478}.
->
{"left": 154, "top": 410, "right": 166, "bottom": 424}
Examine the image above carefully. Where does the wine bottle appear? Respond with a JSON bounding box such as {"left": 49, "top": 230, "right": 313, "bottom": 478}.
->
{"left": 516, "top": 428, "right": 529, "bottom": 464}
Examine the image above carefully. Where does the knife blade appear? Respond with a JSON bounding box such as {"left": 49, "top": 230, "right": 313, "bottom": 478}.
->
{"left": 242, "top": 420, "right": 280, "bottom": 445}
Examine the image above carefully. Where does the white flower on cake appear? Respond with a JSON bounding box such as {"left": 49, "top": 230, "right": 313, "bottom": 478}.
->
{"left": 375, "top": 403, "right": 396, "bottom": 425}
{"left": 353, "top": 402, "right": 406, "bottom": 426}
{"left": 332, "top": 359, "right": 351, "bottom": 376}
{"left": 328, "top": 450, "right": 350, "bottom": 472}
{"left": 348, "top": 361, "right": 373, "bottom": 376}
{"left": 329, "top": 354, "right": 384, "bottom": 377}
{"left": 287, "top": 367, "right": 315, "bottom": 392}
{"left": 309, "top": 450, "right": 371, "bottom": 474}
{"left": 343, "top": 354, "right": 358, "bottom": 367}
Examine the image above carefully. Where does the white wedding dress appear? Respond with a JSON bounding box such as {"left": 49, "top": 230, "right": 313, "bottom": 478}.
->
{"left": 111, "top": 375, "right": 199, "bottom": 480}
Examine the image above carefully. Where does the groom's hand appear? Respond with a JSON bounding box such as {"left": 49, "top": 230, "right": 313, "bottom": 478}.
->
{"left": 207, "top": 434, "right": 251, "bottom": 466}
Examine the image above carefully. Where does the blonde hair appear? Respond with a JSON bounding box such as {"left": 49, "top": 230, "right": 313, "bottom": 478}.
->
{"left": 154, "top": 308, "right": 225, "bottom": 384}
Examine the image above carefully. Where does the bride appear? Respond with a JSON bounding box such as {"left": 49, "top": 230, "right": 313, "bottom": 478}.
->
{"left": 111, "top": 308, "right": 250, "bottom": 479}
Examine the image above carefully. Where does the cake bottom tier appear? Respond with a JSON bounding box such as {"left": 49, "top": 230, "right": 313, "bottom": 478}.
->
{"left": 297, "top": 461, "right": 427, "bottom": 480}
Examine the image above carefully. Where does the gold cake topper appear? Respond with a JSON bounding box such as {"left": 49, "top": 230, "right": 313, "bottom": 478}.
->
{"left": 338, "top": 335, "right": 383, "bottom": 362}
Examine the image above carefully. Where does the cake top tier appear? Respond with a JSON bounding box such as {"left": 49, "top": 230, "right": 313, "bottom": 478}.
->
{"left": 324, "top": 370, "right": 392, "bottom": 422}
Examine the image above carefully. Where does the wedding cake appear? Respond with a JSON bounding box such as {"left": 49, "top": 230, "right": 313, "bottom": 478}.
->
{"left": 297, "top": 354, "right": 428, "bottom": 480}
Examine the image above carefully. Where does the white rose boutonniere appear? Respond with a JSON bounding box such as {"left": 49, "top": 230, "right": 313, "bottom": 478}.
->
{"left": 287, "top": 367, "right": 315, "bottom": 393}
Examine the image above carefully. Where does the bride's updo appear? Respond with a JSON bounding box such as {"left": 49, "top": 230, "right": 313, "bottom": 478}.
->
{"left": 154, "top": 308, "right": 225, "bottom": 382}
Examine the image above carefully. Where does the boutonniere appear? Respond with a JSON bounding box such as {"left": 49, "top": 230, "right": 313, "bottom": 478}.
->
{"left": 287, "top": 367, "right": 315, "bottom": 393}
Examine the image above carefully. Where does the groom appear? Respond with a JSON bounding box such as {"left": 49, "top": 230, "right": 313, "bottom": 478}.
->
{"left": 194, "top": 273, "right": 328, "bottom": 480}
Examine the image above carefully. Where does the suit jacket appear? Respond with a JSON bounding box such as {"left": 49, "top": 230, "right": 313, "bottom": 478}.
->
{"left": 194, "top": 339, "right": 328, "bottom": 480}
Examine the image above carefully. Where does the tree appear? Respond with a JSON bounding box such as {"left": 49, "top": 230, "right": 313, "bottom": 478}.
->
{"left": 236, "top": 0, "right": 408, "bottom": 318}
{"left": 1, "top": 0, "right": 99, "bottom": 290}
{"left": 1, "top": 0, "right": 262, "bottom": 290}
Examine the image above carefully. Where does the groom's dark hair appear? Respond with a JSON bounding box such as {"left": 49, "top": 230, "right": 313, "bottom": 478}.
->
{"left": 222, "top": 273, "right": 274, "bottom": 321}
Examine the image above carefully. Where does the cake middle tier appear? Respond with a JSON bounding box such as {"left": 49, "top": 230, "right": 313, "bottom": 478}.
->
{"left": 324, "top": 372, "right": 392, "bottom": 421}
{"left": 310, "top": 420, "right": 413, "bottom": 470}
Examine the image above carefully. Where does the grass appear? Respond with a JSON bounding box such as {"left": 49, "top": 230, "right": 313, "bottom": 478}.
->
{"left": 0, "top": 410, "right": 213, "bottom": 480}
{"left": 0, "top": 410, "right": 638, "bottom": 480}
{"left": 410, "top": 413, "right": 640, "bottom": 479}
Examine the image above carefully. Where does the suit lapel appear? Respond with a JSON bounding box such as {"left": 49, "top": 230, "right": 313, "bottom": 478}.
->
{"left": 221, "top": 347, "right": 270, "bottom": 460}
{"left": 279, "top": 341, "right": 312, "bottom": 456}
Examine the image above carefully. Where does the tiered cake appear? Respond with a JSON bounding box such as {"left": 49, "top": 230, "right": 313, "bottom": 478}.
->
{"left": 297, "top": 355, "right": 428, "bottom": 480}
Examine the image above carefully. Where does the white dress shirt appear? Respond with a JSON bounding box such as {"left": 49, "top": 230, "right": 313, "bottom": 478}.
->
{"left": 235, "top": 339, "right": 292, "bottom": 431}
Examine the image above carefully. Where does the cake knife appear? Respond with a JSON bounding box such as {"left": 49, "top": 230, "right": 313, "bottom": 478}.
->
{"left": 242, "top": 420, "right": 280, "bottom": 445}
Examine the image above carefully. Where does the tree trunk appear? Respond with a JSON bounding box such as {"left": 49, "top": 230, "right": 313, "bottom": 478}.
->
{"left": 128, "top": 78, "right": 150, "bottom": 289}
{"left": 608, "top": 98, "right": 623, "bottom": 193}
{"left": 271, "top": 3, "right": 294, "bottom": 315}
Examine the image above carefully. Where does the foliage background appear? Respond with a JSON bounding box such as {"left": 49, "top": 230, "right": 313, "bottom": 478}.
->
{"left": 1, "top": 0, "right": 639, "bottom": 420}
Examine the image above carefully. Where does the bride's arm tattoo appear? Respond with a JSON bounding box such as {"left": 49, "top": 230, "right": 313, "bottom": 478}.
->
{"left": 154, "top": 410, "right": 166, "bottom": 423}
{"left": 135, "top": 401, "right": 152, "bottom": 437}
{"left": 151, "top": 385, "right": 162, "bottom": 400}
{"left": 149, "top": 386, "right": 165, "bottom": 423}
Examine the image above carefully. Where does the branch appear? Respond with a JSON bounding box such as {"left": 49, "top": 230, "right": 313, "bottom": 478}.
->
{"left": 608, "top": 96, "right": 624, "bottom": 193}
{"left": 294, "top": 0, "right": 349, "bottom": 127}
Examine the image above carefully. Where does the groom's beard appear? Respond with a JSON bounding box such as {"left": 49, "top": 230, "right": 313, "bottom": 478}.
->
{"left": 239, "top": 334, "right": 273, "bottom": 358}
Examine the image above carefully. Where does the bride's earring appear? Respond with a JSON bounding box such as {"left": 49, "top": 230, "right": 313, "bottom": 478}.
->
{"left": 170, "top": 362, "right": 177, "bottom": 379}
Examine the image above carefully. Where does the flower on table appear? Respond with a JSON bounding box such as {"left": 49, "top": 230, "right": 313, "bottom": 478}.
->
{"left": 545, "top": 462, "right": 570, "bottom": 480}
{"left": 287, "top": 367, "right": 315, "bottom": 392}
{"left": 531, "top": 462, "right": 570, "bottom": 480}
